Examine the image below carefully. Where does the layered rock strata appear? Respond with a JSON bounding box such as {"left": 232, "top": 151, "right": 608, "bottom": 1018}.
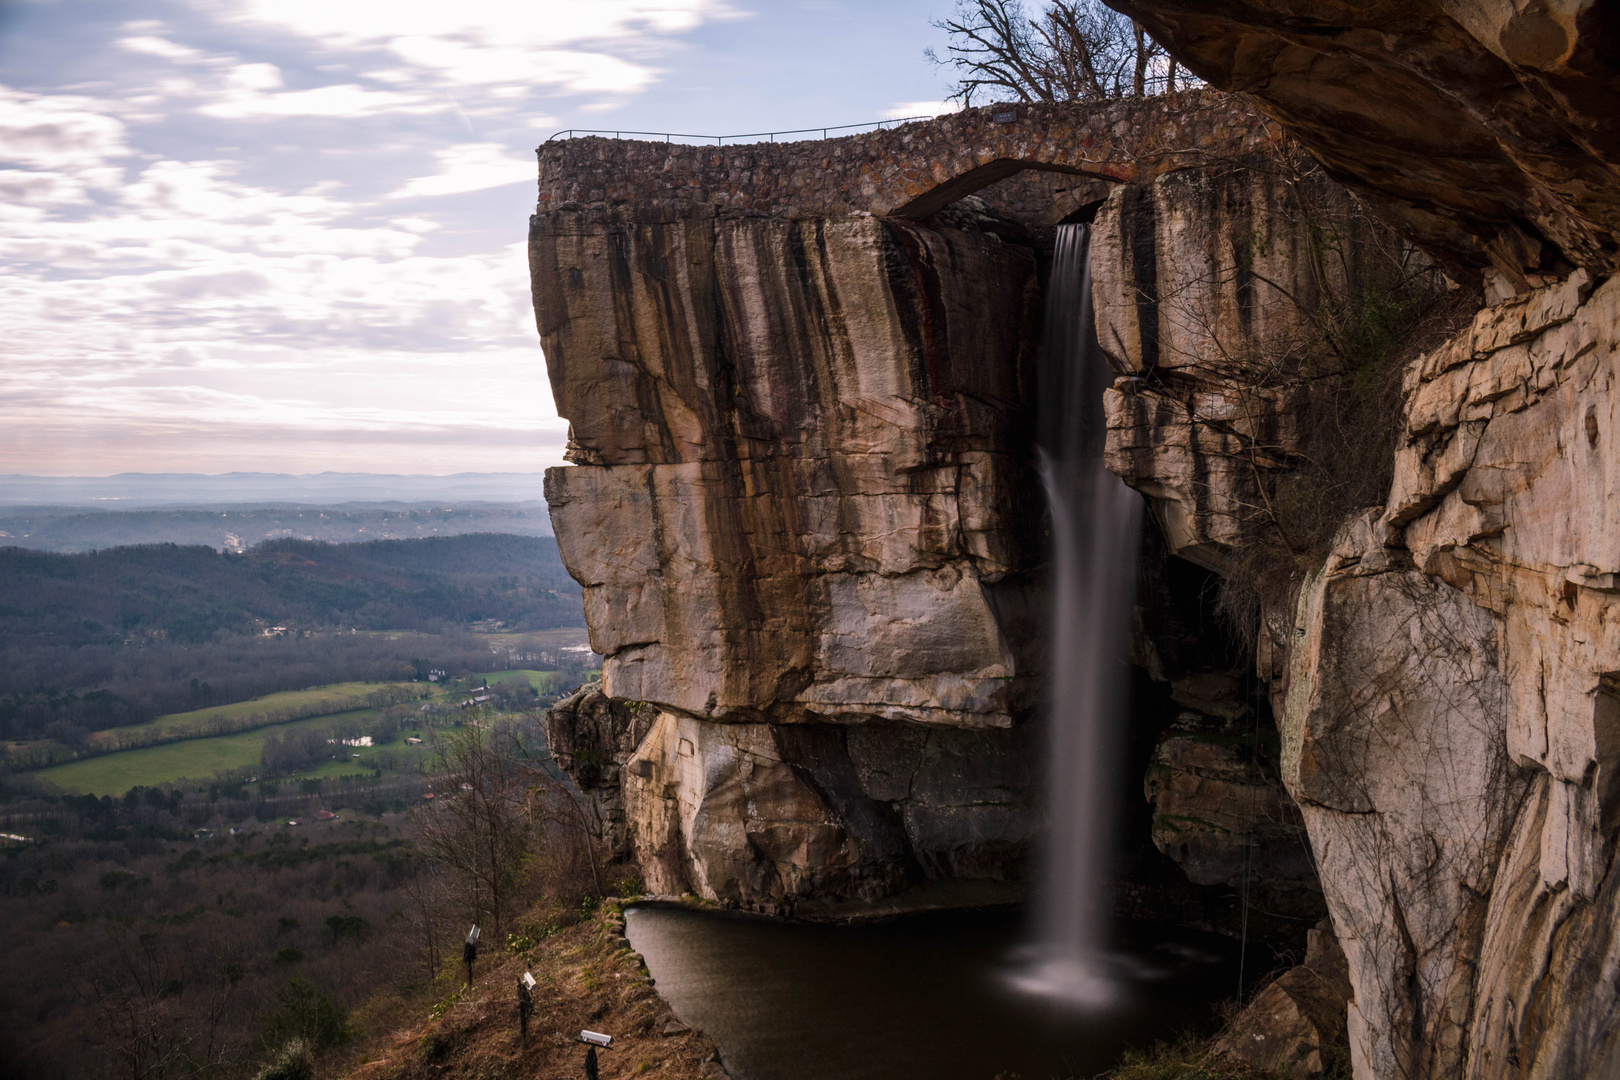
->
{"left": 536, "top": 211, "right": 1046, "bottom": 729}
{"left": 1098, "top": 139, "right": 1620, "bottom": 1074}
{"left": 1099, "top": 157, "right": 1430, "bottom": 572}
{"left": 1085, "top": 8, "right": 1620, "bottom": 1074}
{"left": 546, "top": 685, "right": 1035, "bottom": 904}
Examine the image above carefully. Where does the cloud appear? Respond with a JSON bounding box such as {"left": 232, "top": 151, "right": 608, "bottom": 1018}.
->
{"left": 221, "top": 0, "right": 729, "bottom": 49}
{"left": 884, "top": 99, "right": 959, "bottom": 120}
{"left": 0, "top": 86, "right": 131, "bottom": 177}
{"left": 197, "top": 62, "right": 442, "bottom": 117}
{"left": 117, "top": 35, "right": 209, "bottom": 63}
{"left": 0, "top": 0, "right": 740, "bottom": 474}
{"left": 216, "top": 0, "right": 738, "bottom": 94}
{"left": 388, "top": 143, "right": 536, "bottom": 199}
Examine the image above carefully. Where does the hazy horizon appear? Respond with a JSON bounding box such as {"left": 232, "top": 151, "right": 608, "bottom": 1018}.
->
{"left": 0, "top": 470, "right": 552, "bottom": 506}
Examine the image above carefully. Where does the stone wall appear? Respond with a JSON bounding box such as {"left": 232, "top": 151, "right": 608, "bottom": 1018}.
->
{"left": 535, "top": 91, "right": 1274, "bottom": 221}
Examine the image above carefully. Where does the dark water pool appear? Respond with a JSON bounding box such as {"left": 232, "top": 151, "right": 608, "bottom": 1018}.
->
{"left": 625, "top": 906, "right": 1248, "bottom": 1080}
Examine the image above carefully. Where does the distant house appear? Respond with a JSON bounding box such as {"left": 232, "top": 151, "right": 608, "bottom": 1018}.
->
{"left": 406, "top": 736, "right": 422, "bottom": 745}
{"left": 286, "top": 819, "right": 300, "bottom": 826}
{"left": 193, "top": 829, "right": 214, "bottom": 839}
{"left": 316, "top": 810, "right": 337, "bottom": 821}
{"left": 421, "top": 792, "right": 435, "bottom": 800}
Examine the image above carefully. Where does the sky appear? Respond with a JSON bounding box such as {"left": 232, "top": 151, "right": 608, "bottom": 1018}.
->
{"left": 0, "top": 0, "right": 959, "bottom": 476}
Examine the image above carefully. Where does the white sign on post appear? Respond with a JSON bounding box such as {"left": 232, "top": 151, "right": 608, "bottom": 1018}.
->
{"left": 522, "top": 971, "right": 536, "bottom": 989}
{"left": 580, "top": 1030, "right": 612, "bottom": 1047}
{"left": 466, "top": 925, "right": 481, "bottom": 946}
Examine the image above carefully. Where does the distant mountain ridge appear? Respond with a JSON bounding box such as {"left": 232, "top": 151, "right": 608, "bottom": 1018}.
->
{"left": 0, "top": 472, "right": 550, "bottom": 506}
{"left": 0, "top": 503, "right": 552, "bottom": 553}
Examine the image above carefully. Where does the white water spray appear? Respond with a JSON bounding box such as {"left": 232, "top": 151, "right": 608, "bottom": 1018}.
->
{"left": 1010, "top": 223, "right": 1144, "bottom": 1008}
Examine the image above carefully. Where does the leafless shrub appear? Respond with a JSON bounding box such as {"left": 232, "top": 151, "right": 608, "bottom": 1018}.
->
{"left": 1136, "top": 151, "right": 1474, "bottom": 644}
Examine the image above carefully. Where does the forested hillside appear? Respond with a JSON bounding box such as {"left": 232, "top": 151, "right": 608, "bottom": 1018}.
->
{"left": 0, "top": 533, "right": 580, "bottom": 645}
{"left": 0, "top": 533, "right": 587, "bottom": 750}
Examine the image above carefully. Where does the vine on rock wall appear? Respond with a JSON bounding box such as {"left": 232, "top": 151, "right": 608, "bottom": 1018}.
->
{"left": 1145, "top": 150, "right": 1474, "bottom": 645}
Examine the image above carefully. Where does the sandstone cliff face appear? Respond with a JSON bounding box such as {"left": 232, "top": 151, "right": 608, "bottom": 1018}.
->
{"left": 1096, "top": 145, "right": 1620, "bottom": 1073}
{"left": 533, "top": 206, "right": 1048, "bottom": 903}
{"left": 533, "top": 128, "right": 1341, "bottom": 913}
{"left": 1083, "top": 9, "right": 1620, "bottom": 1074}
{"left": 1098, "top": 158, "right": 1425, "bottom": 573}
{"left": 529, "top": 24, "right": 1620, "bottom": 1073}
{"left": 545, "top": 684, "right": 1035, "bottom": 906}
{"left": 1279, "top": 274, "right": 1620, "bottom": 1079}
{"left": 536, "top": 210, "right": 1045, "bottom": 727}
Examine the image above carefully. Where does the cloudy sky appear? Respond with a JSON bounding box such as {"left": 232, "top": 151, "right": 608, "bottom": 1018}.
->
{"left": 0, "top": 0, "right": 956, "bottom": 476}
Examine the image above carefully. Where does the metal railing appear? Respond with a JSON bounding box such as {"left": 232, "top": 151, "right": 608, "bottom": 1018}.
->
{"left": 546, "top": 116, "right": 936, "bottom": 145}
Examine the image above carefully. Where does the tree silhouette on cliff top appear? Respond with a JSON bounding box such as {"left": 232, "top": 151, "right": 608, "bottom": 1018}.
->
{"left": 928, "top": 0, "right": 1187, "bottom": 105}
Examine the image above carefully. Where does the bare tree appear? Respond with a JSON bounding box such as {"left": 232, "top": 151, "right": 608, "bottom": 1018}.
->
{"left": 926, "top": 0, "right": 1184, "bottom": 105}
{"left": 397, "top": 857, "right": 455, "bottom": 983}
{"left": 413, "top": 717, "right": 533, "bottom": 941}
{"left": 77, "top": 924, "right": 246, "bottom": 1080}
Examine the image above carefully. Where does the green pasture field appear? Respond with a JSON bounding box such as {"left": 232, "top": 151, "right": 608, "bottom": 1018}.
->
{"left": 478, "top": 626, "right": 590, "bottom": 646}
{"left": 37, "top": 707, "right": 386, "bottom": 796}
{"left": 99, "top": 681, "right": 419, "bottom": 741}
{"left": 478, "top": 669, "right": 563, "bottom": 693}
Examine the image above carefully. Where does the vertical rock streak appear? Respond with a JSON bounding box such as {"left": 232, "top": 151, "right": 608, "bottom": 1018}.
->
{"left": 536, "top": 207, "right": 1049, "bottom": 905}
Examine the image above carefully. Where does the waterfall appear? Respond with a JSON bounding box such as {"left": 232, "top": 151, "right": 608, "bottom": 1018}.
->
{"left": 1011, "top": 223, "right": 1144, "bottom": 1008}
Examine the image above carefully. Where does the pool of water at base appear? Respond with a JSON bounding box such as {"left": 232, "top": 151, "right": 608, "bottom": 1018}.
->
{"left": 625, "top": 905, "right": 1253, "bottom": 1080}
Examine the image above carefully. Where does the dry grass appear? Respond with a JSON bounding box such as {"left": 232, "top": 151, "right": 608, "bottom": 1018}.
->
{"left": 335, "top": 899, "right": 720, "bottom": 1080}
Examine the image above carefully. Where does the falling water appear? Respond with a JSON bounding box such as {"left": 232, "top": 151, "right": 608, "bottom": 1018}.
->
{"left": 1010, "top": 223, "right": 1144, "bottom": 1008}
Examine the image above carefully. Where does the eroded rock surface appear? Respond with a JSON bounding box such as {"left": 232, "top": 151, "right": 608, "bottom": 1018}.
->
{"left": 1277, "top": 274, "right": 1620, "bottom": 1078}
{"left": 533, "top": 196, "right": 1054, "bottom": 903}
{"left": 621, "top": 710, "right": 1034, "bottom": 906}
{"left": 1098, "top": 159, "right": 1423, "bottom": 573}
{"left": 1145, "top": 721, "right": 1316, "bottom": 907}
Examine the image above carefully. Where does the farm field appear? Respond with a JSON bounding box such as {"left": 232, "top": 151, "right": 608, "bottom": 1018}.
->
{"left": 478, "top": 668, "right": 565, "bottom": 694}
{"left": 95, "top": 681, "right": 418, "bottom": 741}
{"left": 27, "top": 651, "right": 575, "bottom": 797}
{"left": 36, "top": 707, "right": 389, "bottom": 796}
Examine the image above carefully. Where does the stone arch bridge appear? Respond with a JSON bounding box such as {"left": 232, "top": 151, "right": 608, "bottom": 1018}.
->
{"left": 534, "top": 89, "right": 1275, "bottom": 221}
